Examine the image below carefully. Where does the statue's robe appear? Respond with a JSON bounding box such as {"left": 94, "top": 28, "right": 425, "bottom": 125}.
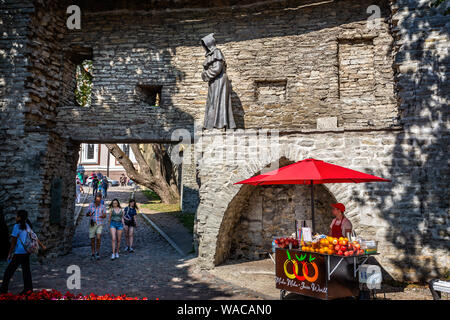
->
{"left": 201, "top": 36, "right": 236, "bottom": 129}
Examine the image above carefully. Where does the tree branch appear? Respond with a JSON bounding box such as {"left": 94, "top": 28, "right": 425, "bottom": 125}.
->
{"left": 105, "top": 143, "right": 155, "bottom": 187}
{"left": 106, "top": 143, "right": 180, "bottom": 204}
{"left": 130, "top": 144, "right": 152, "bottom": 175}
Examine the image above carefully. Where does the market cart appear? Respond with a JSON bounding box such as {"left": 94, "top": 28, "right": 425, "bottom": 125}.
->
{"left": 275, "top": 248, "right": 378, "bottom": 300}
{"left": 235, "top": 158, "right": 390, "bottom": 301}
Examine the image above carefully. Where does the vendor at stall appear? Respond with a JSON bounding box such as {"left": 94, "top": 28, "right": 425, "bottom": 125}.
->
{"left": 328, "top": 203, "right": 352, "bottom": 238}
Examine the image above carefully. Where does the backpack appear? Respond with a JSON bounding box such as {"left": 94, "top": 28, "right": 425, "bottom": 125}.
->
{"left": 123, "top": 207, "right": 132, "bottom": 222}
{"left": 19, "top": 226, "right": 39, "bottom": 254}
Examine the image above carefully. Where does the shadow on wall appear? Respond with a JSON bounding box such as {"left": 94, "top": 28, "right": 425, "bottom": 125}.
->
{"left": 182, "top": 186, "right": 200, "bottom": 214}
{"left": 0, "top": 206, "right": 11, "bottom": 260}
{"left": 353, "top": 3, "right": 449, "bottom": 282}
{"left": 231, "top": 86, "right": 245, "bottom": 129}
{"left": 73, "top": 0, "right": 375, "bottom": 45}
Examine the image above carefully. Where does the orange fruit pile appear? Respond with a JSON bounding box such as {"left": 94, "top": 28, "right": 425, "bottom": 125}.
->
{"left": 301, "top": 237, "right": 351, "bottom": 255}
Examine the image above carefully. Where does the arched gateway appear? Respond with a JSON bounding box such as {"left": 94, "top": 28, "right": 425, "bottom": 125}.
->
{"left": 1, "top": 0, "right": 448, "bottom": 281}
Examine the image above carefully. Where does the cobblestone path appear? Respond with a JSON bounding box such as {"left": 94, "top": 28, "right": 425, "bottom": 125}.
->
{"left": 0, "top": 186, "right": 263, "bottom": 299}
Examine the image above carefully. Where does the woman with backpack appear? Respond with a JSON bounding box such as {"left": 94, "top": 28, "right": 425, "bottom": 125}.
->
{"left": 0, "top": 210, "right": 46, "bottom": 294}
{"left": 123, "top": 199, "right": 139, "bottom": 253}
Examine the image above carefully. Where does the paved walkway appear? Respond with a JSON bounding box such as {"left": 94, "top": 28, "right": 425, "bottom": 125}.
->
{"left": 134, "top": 190, "right": 194, "bottom": 255}
{"left": 0, "top": 186, "right": 434, "bottom": 300}
{"left": 0, "top": 186, "right": 263, "bottom": 299}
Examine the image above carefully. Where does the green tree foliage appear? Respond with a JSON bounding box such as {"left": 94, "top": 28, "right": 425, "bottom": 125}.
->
{"left": 75, "top": 60, "right": 93, "bottom": 107}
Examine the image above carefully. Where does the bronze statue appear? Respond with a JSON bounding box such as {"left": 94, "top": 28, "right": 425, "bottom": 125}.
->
{"left": 201, "top": 33, "right": 236, "bottom": 129}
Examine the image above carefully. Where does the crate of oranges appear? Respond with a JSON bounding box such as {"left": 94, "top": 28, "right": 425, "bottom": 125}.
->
{"left": 300, "top": 236, "right": 365, "bottom": 256}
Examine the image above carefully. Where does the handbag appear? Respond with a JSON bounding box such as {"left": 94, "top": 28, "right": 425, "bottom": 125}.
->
{"left": 123, "top": 207, "right": 135, "bottom": 227}
{"left": 87, "top": 205, "right": 97, "bottom": 227}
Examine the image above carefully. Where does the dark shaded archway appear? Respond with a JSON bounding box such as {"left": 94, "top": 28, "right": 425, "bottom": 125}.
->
{"left": 215, "top": 157, "right": 338, "bottom": 265}
{"left": 0, "top": 206, "right": 10, "bottom": 260}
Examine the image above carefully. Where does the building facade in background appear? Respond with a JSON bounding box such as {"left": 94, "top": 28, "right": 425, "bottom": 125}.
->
{"left": 78, "top": 143, "right": 138, "bottom": 180}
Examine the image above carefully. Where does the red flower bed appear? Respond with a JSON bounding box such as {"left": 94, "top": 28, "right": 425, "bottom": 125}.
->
{"left": 0, "top": 289, "right": 148, "bottom": 300}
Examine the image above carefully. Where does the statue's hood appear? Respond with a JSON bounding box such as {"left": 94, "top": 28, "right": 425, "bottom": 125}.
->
{"left": 201, "top": 33, "right": 216, "bottom": 53}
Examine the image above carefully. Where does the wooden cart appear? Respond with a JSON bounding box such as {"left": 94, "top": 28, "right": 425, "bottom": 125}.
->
{"left": 275, "top": 248, "right": 377, "bottom": 300}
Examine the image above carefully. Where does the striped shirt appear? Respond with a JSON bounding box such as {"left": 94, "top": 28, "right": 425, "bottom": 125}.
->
{"left": 88, "top": 203, "right": 106, "bottom": 225}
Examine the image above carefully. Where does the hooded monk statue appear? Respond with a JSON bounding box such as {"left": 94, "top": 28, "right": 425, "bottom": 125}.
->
{"left": 201, "top": 33, "right": 236, "bottom": 130}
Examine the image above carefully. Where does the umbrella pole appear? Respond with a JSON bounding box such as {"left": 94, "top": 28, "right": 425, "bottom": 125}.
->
{"left": 310, "top": 181, "right": 315, "bottom": 234}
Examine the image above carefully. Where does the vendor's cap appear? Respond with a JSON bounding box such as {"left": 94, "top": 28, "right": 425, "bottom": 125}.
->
{"left": 331, "top": 203, "right": 345, "bottom": 213}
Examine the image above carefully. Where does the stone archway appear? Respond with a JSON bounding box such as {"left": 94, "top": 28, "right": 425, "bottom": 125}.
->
{"left": 210, "top": 157, "right": 349, "bottom": 266}
{"left": 228, "top": 184, "right": 338, "bottom": 261}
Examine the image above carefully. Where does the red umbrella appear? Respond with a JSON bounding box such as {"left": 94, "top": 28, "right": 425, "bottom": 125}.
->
{"left": 234, "top": 158, "right": 390, "bottom": 233}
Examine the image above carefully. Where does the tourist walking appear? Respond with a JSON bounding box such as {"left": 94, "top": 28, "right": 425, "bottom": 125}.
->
{"left": 123, "top": 199, "right": 139, "bottom": 253}
{"left": 92, "top": 175, "right": 99, "bottom": 197}
{"left": 120, "top": 174, "right": 126, "bottom": 187}
{"left": 86, "top": 194, "right": 107, "bottom": 260}
{"left": 101, "top": 176, "right": 109, "bottom": 199}
{"left": 0, "top": 210, "right": 46, "bottom": 294}
{"left": 77, "top": 171, "right": 84, "bottom": 185}
{"left": 108, "top": 199, "right": 124, "bottom": 260}
{"left": 90, "top": 192, "right": 105, "bottom": 206}
{"left": 76, "top": 179, "right": 84, "bottom": 203}
{"left": 97, "top": 179, "right": 103, "bottom": 198}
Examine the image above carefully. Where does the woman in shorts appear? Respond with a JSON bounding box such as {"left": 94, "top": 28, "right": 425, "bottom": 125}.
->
{"left": 123, "top": 199, "right": 138, "bottom": 253}
{"left": 108, "top": 198, "right": 124, "bottom": 260}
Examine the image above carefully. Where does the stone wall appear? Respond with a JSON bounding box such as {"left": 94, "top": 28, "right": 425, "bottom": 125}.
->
{"left": 193, "top": 0, "right": 450, "bottom": 282}
{"left": 195, "top": 127, "right": 449, "bottom": 281}
{"left": 0, "top": 0, "right": 448, "bottom": 282}
{"left": 181, "top": 150, "right": 200, "bottom": 214}
{"left": 385, "top": 0, "right": 449, "bottom": 280}
{"left": 24, "top": 1, "right": 80, "bottom": 255}
{"left": 0, "top": 0, "right": 33, "bottom": 226}
{"left": 56, "top": 0, "right": 397, "bottom": 141}
{"left": 229, "top": 183, "right": 337, "bottom": 260}
{"left": 0, "top": 0, "right": 79, "bottom": 254}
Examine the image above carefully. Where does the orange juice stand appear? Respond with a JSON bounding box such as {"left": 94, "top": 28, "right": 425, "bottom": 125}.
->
{"left": 234, "top": 158, "right": 389, "bottom": 300}
{"left": 275, "top": 248, "right": 378, "bottom": 300}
